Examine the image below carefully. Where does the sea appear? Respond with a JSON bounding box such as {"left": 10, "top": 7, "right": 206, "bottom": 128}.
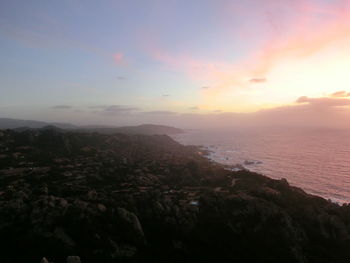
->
{"left": 172, "top": 127, "right": 350, "bottom": 204}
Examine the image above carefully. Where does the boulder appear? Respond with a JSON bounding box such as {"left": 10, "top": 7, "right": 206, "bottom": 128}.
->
{"left": 40, "top": 257, "right": 50, "bottom": 263}
{"left": 97, "top": 203, "right": 107, "bottom": 213}
{"left": 67, "top": 256, "right": 81, "bottom": 263}
{"left": 54, "top": 227, "right": 76, "bottom": 247}
{"left": 117, "top": 207, "right": 145, "bottom": 244}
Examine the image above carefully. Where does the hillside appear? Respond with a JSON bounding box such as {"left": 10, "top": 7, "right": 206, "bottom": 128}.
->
{"left": 0, "top": 118, "right": 76, "bottom": 130}
{"left": 81, "top": 124, "right": 184, "bottom": 135}
{"left": 0, "top": 129, "right": 350, "bottom": 263}
{"left": 0, "top": 118, "right": 183, "bottom": 135}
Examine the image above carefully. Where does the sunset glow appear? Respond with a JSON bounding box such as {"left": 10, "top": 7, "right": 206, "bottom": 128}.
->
{"left": 1, "top": 0, "right": 350, "bottom": 127}
{"left": 4, "top": 2, "right": 350, "bottom": 261}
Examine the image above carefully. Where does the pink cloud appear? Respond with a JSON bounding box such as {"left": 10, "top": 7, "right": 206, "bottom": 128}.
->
{"left": 250, "top": 78, "right": 267, "bottom": 83}
{"left": 148, "top": 0, "right": 350, "bottom": 95}
{"left": 331, "top": 91, "right": 350, "bottom": 98}
{"left": 296, "top": 96, "right": 350, "bottom": 107}
{"left": 150, "top": 48, "right": 247, "bottom": 96}
{"left": 113, "top": 52, "right": 125, "bottom": 65}
{"left": 237, "top": 0, "right": 350, "bottom": 77}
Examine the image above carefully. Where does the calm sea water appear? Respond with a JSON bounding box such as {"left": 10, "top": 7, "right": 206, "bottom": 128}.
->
{"left": 172, "top": 128, "right": 350, "bottom": 204}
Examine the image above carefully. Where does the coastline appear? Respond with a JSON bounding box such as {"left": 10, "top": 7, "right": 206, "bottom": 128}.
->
{"left": 171, "top": 130, "right": 349, "bottom": 205}
{"left": 1, "top": 128, "right": 350, "bottom": 262}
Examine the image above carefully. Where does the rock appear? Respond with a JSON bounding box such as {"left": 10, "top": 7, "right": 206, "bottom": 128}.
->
{"left": 67, "top": 256, "right": 81, "bottom": 263}
{"left": 54, "top": 227, "right": 76, "bottom": 247}
{"left": 280, "top": 178, "right": 289, "bottom": 186}
{"left": 40, "top": 185, "right": 49, "bottom": 195}
{"left": 40, "top": 257, "right": 50, "bottom": 263}
{"left": 97, "top": 203, "right": 106, "bottom": 212}
{"left": 59, "top": 197, "right": 68, "bottom": 208}
{"left": 87, "top": 189, "right": 97, "bottom": 200}
{"left": 117, "top": 207, "right": 145, "bottom": 244}
{"left": 74, "top": 199, "right": 88, "bottom": 209}
{"left": 2, "top": 127, "right": 350, "bottom": 263}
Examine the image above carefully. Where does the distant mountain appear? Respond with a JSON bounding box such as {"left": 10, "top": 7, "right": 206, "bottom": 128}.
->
{"left": 13, "top": 125, "right": 66, "bottom": 133}
{"left": 0, "top": 118, "right": 184, "bottom": 135}
{"left": 0, "top": 118, "right": 76, "bottom": 130}
{"left": 82, "top": 124, "right": 184, "bottom": 135}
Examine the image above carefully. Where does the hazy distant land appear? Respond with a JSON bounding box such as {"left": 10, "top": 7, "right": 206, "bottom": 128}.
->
{"left": 0, "top": 118, "right": 184, "bottom": 135}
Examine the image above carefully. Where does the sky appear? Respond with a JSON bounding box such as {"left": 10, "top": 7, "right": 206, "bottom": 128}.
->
{"left": 1, "top": 0, "right": 350, "bottom": 128}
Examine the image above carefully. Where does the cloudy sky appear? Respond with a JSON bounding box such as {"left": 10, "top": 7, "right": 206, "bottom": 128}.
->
{"left": 1, "top": 0, "right": 350, "bottom": 128}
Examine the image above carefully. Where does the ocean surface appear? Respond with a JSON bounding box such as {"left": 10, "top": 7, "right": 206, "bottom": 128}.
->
{"left": 172, "top": 128, "right": 350, "bottom": 204}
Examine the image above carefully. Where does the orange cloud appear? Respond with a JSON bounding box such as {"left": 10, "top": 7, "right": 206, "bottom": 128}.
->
{"left": 150, "top": 0, "right": 350, "bottom": 99}
{"left": 296, "top": 96, "right": 350, "bottom": 107}
{"left": 331, "top": 91, "right": 350, "bottom": 98}
{"left": 246, "top": 0, "right": 350, "bottom": 77}
{"left": 250, "top": 78, "right": 267, "bottom": 83}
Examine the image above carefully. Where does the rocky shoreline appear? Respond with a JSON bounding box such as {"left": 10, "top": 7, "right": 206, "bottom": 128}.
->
{"left": 1, "top": 127, "right": 350, "bottom": 262}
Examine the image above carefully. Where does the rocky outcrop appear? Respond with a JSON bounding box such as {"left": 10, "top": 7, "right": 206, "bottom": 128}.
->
{"left": 116, "top": 207, "right": 146, "bottom": 245}
{"left": 40, "top": 258, "right": 50, "bottom": 263}
{"left": 66, "top": 256, "right": 81, "bottom": 263}
{"left": 1, "top": 129, "right": 350, "bottom": 263}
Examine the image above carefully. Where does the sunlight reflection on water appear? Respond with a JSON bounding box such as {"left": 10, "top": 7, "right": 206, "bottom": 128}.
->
{"left": 173, "top": 128, "right": 350, "bottom": 204}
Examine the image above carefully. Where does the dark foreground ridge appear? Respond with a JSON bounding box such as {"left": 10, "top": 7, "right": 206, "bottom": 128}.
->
{"left": 1, "top": 128, "right": 350, "bottom": 263}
